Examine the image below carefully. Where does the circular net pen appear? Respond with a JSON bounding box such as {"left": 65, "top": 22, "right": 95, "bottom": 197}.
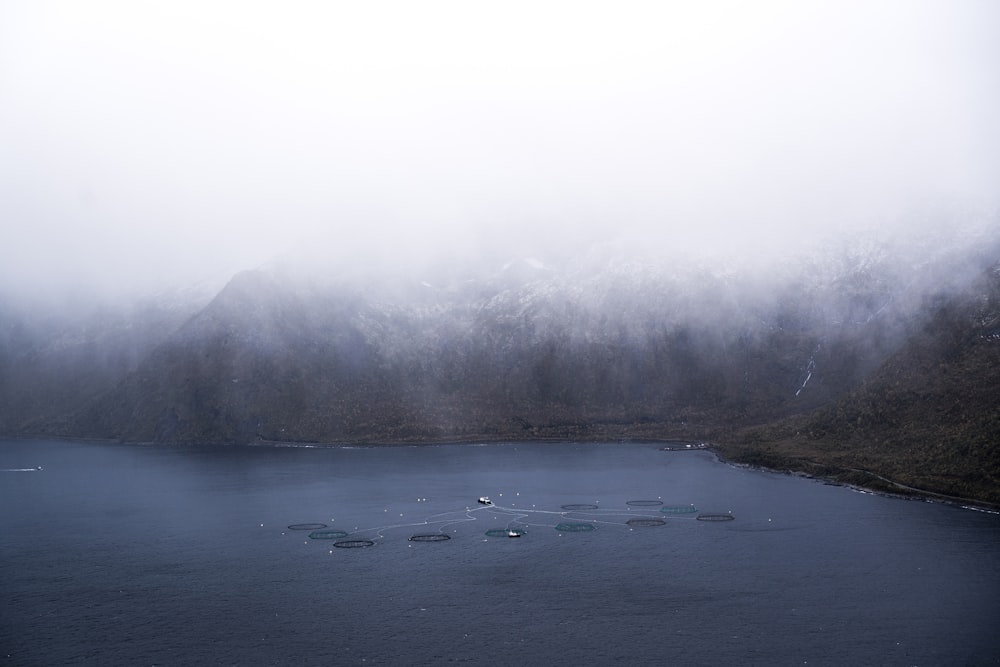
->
{"left": 561, "top": 504, "right": 600, "bottom": 511}
{"left": 696, "top": 513, "right": 735, "bottom": 521}
{"left": 555, "top": 522, "right": 596, "bottom": 532}
{"left": 626, "top": 518, "right": 666, "bottom": 527}
{"left": 626, "top": 500, "right": 663, "bottom": 507}
{"left": 485, "top": 528, "right": 526, "bottom": 537}
{"left": 309, "top": 530, "right": 349, "bottom": 540}
{"left": 408, "top": 534, "right": 451, "bottom": 542}
{"left": 333, "top": 539, "right": 376, "bottom": 548}
{"left": 660, "top": 506, "right": 698, "bottom": 515}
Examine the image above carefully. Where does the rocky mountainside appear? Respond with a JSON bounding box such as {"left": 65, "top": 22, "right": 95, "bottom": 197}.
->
{"left": 1, "top": 231, "right": 997, "bottom": 503}
{"left": 35, "top": 264, "right": 891, "bottom": 440}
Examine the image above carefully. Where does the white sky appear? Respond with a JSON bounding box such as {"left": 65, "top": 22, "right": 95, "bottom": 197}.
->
{"left": 1, "top": 0, "right": 998, "bottom": 296}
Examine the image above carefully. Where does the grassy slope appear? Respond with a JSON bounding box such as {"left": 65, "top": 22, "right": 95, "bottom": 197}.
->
{"left": 719, "top": 271, "right": 1000, "bottom": 506}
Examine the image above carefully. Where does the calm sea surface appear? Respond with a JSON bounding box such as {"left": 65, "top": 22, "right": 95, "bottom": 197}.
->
{"left": 2, "top": 438, "right": 998, "bottom": 666}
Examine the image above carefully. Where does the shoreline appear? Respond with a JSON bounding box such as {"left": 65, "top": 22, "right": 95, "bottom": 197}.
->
{"left": 5, "top": 432, "right": 997, "bottom": 511}
{"left": 711, "top": 447, "right": 1000, "bottom": 513}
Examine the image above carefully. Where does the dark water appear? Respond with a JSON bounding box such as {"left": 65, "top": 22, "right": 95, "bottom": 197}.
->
{"left": 2, "top": 439, "right": 998, "bottom": 666}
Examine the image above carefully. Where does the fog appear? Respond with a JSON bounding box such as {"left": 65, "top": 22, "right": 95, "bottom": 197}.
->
{"left": 2, "top": 1, "right": 998, "bottom": 299}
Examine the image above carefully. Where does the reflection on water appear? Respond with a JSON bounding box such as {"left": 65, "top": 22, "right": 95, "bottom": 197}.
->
{"left": 2, "top": 439, "right": 999, "bottom": 665}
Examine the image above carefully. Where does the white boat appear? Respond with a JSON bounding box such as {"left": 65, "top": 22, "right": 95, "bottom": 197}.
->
{"left": 507, "top": 530, "right": 521, "bottom": 538}
{"left": 478, "top": 496, "right": 492, "bottom": 505}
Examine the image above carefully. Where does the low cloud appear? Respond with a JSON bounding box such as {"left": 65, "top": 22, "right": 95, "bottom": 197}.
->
{"left": 1, "top": 1, "right": 997, "bottom": 299}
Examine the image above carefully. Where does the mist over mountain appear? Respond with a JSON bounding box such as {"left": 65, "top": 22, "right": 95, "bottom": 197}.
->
{"left": 0, "top": 285, "right": 212, "bottom": 436}
{"left": 2, "top": 1, "right": 999, "bottom": 506}
{"left": 2, "top": 222, "right": 997, "bottom": 502}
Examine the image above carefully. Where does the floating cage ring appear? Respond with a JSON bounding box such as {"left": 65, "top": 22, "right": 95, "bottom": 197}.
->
{"left": 408, "top": 534, "right": 451, "bottom": 542}
{"left": 696, "top": 513, "right": 735, "bottom": 521}
{"left": 333, "top": 539, "right": 376, "bottom": 548}
{"left": 555, "top": 522, "right": 596, "bottom": 532}
{"left": 485, "top": 528, "right": 526, "bottom": 537}
{"left": 626, "top": 518, "right": 666, "bottom": 527}
{"left": 288, "top": 523, "right": 327, "bottom": 530}
{"left": 561, "top": 503, "right": 600, "bottom": 511}
{"left": 660, "top": 506, "right": 699, "bottom": 514}
{"left": 309, "top": 530, "right": 349, "bottom": 540}
{"left": 626, "top": 500, "right": 664, "bottom": 507}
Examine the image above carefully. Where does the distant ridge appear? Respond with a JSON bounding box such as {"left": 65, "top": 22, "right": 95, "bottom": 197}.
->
{"left": 2, "top": 236, "right": 998, "bottom": 504}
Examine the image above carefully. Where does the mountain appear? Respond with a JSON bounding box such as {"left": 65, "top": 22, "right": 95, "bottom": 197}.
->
{"left": 723, "top": 261, "right": 1000, "bottom": 504}
{"left": 1, "top": 230, "right": 998, "bottom": 504}
{"left": 50, "top": 264, "right": 887, "bottom": 441}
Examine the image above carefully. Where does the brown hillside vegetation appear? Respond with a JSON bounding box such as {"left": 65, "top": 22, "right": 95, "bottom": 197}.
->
{"left": 724, "top": 264, "right": 1000, "bottom": 506}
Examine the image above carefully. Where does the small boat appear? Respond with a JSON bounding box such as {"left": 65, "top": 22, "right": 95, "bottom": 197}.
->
{"left": 478, "top": 496, "right": 492, "bottom": 505}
